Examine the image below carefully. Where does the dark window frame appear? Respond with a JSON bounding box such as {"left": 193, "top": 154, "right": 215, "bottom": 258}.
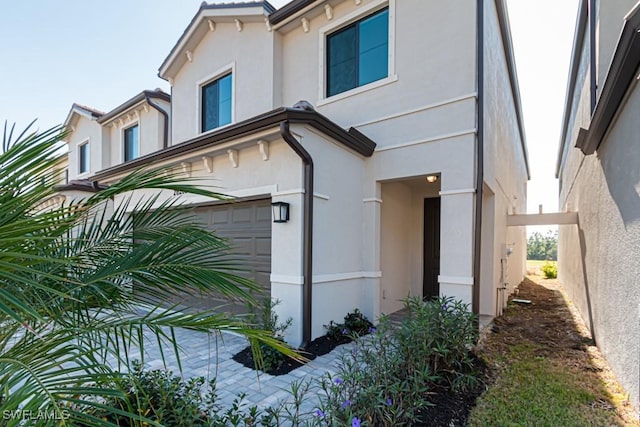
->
{"left": 201, "top": 72, "right": 233, "bottom": 133}
{"left": 123, "top": 123, "right": 139, "bottom": 162}
{"left": 79, "top": 141, "right": 89, "bottom": 174}
{"left": 326, "top": 7, "right": 389, "bottom": 97}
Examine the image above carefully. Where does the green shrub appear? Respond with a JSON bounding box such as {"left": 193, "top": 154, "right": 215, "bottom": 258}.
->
{"left": 85, "top": 361, "right": 267, "bottom": 426}
{"left": 249, "top": 299, "right": 293, "bottom": 372}
{"left": 324, "top": 308, "right": 373, "bottom": 340}
{"left": 316, "top": 296, "right": 481, "bottom": 426}
{"left": 541, "top": 261, "right": 558, "bottom": 279}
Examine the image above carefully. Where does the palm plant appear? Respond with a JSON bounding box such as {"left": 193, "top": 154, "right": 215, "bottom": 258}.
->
{"left": 0, "top": 122, "right": 293, "bottom": 426}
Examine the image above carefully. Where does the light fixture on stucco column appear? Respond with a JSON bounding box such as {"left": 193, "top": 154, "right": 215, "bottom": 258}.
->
{"left": 271, "top": 201, "right": 290, "bottom": 223}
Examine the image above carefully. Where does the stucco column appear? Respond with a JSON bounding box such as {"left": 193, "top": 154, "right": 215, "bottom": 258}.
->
{"left": 438, "top": 188, "right": 475, "bottom": 306}
{"left": 269, "top": 191, "right": 305, "bottom": 346}
{"left": 361, "top": 182, "right": 382, "bottom": 322}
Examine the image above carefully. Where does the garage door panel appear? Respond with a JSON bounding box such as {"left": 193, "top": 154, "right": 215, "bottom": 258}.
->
{"left": 256, "top": 237, "right": 271, "bottom": 256}
{"left": 141, "top": 199, "right": 272, "bottom": 313}
{"left": 256, "top": 205, "right": 271, "bottom": 222}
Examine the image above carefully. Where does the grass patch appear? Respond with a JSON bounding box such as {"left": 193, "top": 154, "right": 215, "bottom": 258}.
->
{"left": 469, "top": 344, "right": 621, "bottom": 427}
{"left": 469, "top": 278, "right": 635, "bottom": 426}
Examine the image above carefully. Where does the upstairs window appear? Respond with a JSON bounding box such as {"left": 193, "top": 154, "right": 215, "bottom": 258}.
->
{"left": 326, "top": 8, "right": 389, "bottom": 97}
{"left": 124, "top": 124, "right": 139, "bottom": 161}
{"left": 79, "top": 142, "right": 89, "bottom": 174}
{"left": 201, "top": 73, "right": 232, "bottom": 132}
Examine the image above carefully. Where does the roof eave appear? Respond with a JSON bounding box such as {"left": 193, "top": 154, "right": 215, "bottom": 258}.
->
{"left": 575, "top": 2, "right": 640, "bottom": 155}
{"left": 97, "top": 90, "right": 170, "bottom": 125}
{"left": 556, "top": 0, "right": 589, "bottom": 177}
{"left": 91, "top": 107, "right": 375, "bottom": 181}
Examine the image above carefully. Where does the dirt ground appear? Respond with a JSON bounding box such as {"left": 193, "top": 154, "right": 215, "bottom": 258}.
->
{"left": 476, "top": 274, "right": 639, "bottom": 425}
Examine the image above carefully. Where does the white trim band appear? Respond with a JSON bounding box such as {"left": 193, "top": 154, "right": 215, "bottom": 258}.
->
{"left": 363, "top": 197, "right": 383, "bottom": 204}
{"left": 271, "top": 271, "right": 382, "bottom": 285}
{"left": 439, "top": 188, "right": 476, "bottom": 196}
{"left": 353, "top": 93, "right": 478, "bottom": 128}
{"left": 375, "top": 129, "right": 476, "bottom": 152}
{"left": 438, "top": 275, "right": 474, "bottom": 285}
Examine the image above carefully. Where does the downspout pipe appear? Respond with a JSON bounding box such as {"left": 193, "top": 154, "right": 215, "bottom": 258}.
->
{"left": 145, "top": 96, "right": 169, "bottom": 149}
{"left": 279, "top": 121, "right": 313, "bottom": 347}
{"left": 472, "top": 0, "right": 484, "bottom": 317}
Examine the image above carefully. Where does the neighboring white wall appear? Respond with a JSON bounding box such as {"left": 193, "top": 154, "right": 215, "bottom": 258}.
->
{"left": 67, "top": 116, "right": 102, "bottom": 181}
{"left": 559, "top": 83, "right": 640, "bottom": 412}
{"left": 480, "top": 0, "right": 528, "bottom": 317}
{"left": 170, "top": 22, "right": 276, "bottom": 144}
{"left": 106, "top": 105, "right": 167, "bottom": 166}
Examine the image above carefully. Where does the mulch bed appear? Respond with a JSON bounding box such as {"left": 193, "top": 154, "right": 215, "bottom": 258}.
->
{"left": 415, "top": 354, "right": 488, "bottom": 427}
{"left": 233, "top": 332, "right": 488, "bottom": 426}
{"left": 232, "top": 334, "right": 352, "bottom": 376}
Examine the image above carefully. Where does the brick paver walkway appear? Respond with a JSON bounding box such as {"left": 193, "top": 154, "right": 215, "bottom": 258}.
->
{"left": 121, "top": 327, "right": 354, "bottom": 411}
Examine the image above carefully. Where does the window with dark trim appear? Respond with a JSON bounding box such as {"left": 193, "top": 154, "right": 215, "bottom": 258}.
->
{"left": 201, "top": 73, "right": 232, "bottom": 132}
{"left": 326, "top": 8, "right": 389, "bottom": 97}
{"left": 124, "top": 124, "right": 139, "bottom": 161}
{"left": 79, "top": 142, "right": 89, "bottom": 174}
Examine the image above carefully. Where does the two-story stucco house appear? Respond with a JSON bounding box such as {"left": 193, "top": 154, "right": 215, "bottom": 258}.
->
{"left": 62, "top": 0, "right": 529, "bottom": 347}
{"left": 556, "top": 0, "right": 640, "bottom": 412}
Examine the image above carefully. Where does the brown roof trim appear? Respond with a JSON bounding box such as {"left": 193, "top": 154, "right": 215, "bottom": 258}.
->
{"left": 97, "top": 90, "right": 170, "bottom": 124}
{"left": 556, "top": 0, "right": 588, "bottom": 177}
{"left": 575, "top": 4, "right": 640, "bottom": 155}
{"left": 92, "top": 107, "right": 376, "bottom": 180}
{"left": 55, "top": 179, "right": 108, "bottom": 193}
{"left": 269, "top": 0, "right": 316, "bottom": 25}
{"left": 72, "top": 103, "right": 104, "bottom": 119}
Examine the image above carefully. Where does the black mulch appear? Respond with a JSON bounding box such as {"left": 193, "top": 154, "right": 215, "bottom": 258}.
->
{"left": 415, "top": 355, "right": 487, "bottom": 426}
{"left": 231, "top": 334, "right": 352, "bottom": 376}
{"left": 233, "top": 339, "right": 487, "bottom": 426}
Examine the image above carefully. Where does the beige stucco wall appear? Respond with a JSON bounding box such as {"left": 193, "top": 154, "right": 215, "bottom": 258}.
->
{"left": 170, "top": 21, "right": 276, "bottom": 145}
{"left": 105, "top": 103, "right": 169, "bottom": 168}
{"left": 559, "top": 84, "right": 640, "bottom": 412}
{"left": 559, "top": 3, "right": 640, "bottom": 410}
{"left": 480, "top": 0, "right": 528, "bottom": 317}
{"left": 67, "top": 115, "right": 103, "bottom": 181}
{"left": 281, "top": 0, "right": 477, "bottom": 130}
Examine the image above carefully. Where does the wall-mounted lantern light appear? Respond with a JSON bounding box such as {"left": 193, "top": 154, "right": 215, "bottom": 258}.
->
{"left": 271, "top": 201, "right": 290, "bottom": 223}
{"left": 425, "top": 174, "right": 439, "bottom": 183}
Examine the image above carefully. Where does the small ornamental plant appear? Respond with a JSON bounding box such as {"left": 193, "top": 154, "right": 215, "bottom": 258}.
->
{"left": 324, "top": 308, "right": 373, "bottom": 340}
{"left": 541, "top": 261, "right": 558, "bottom": 279}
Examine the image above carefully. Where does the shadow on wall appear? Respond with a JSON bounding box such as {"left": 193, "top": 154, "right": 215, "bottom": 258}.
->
{"left": 598, "top": 134, "right": 640, "bottom": 228}
{"left": 576, "top": 222, "right": 595, "bottom": 344}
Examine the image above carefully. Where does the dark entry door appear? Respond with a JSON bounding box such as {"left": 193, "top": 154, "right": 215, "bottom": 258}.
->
{"left": 423, "top": 197, "right": 441, "bottom": 299}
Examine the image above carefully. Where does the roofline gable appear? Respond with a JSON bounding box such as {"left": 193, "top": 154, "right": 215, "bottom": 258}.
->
{"left": 158, "top": 2, "right": 275, "bottom": 81}
{"left": 97, "top": 90, "right": 170, "bottom": 125}
{"left": 63, "top": 103, "right": 104, "bottom": 130}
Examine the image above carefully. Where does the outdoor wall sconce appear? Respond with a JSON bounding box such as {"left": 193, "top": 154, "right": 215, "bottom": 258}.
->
{"left": 425, "top": 174, "right": 439, "bottom": 183}
{"left": 271, "top": 201, "right": 290, "bottom": 223}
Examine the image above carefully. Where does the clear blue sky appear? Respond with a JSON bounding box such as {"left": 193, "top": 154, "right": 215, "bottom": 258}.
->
{"left": 0, "top": 0, "right": 579, "bottom": 221}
